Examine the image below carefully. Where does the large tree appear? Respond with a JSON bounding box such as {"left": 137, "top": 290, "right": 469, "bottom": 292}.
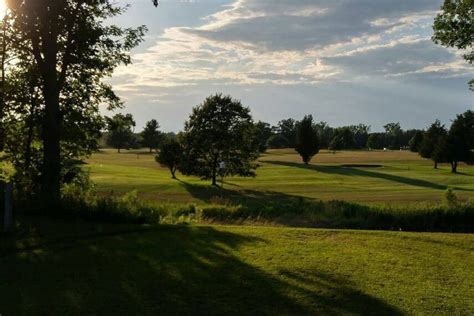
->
{"left": 433, "top": 0, "right": 473, "bottom": 89}
{"left": 181, "top": 94, "right": 260, "bottom": 186}
{"left": 6, "top": 0, "right": 146, "bottom": 205}
{"left": 156, "top": 138, "right": 182, "bottom": 179}
{"left": 106, "top": 114, "right": 136, "bottom": 153}
{"left": 295, "top": 115, "right": 319, "bottom": 164}
{"left": 141, "top": 119, "right": 162, "bottom": 153}
{"left": 419, "top": 120, "right": 448, "bottom": 169}
{"left": 445, "top": 110, "right": 474, "bottom": 172}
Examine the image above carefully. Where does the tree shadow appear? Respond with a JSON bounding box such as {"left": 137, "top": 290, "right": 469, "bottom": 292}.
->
{"left": 263, "top": 160, "right": 473, "bottom": 192}
{"left": 0, "top": 223, "right": 403, "bottom": 315}
{"left": 177, "top": 179, "right": 302, "bottom": 208}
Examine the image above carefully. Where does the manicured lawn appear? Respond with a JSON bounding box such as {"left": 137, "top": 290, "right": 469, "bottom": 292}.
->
{"left": 86, "top": 149, "right": 474, "bottom": 206}
{"left": 1, "top": 219, "right": 473, "bottom": 315}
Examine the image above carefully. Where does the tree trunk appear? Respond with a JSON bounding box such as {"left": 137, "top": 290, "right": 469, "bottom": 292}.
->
{"left": 434, "top": 161, "right": 438, "bottom": 169}
{"left": 41, "top": 72, "right": 61, "bottom": 206}
{"left": 212, "top": 174, "right": 217, "bottom": 186}
{"left": 171, "top": 167, "right": 176, "bottom": 179}
{"left": 0, "top": 17, "right": 6, "bottom": 152}
{"left": 451, "top": 161, "right": 458, "bottom": 173}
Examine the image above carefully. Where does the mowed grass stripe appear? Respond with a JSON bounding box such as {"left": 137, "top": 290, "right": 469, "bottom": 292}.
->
{"left": 86, "top": 149, "right": 474, "bottom": 205}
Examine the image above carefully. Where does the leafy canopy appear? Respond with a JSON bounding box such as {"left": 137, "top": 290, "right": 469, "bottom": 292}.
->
{"left": 181, "top": 94, "right": 260, "bottom": 185}
{"left": 295, "top": 115, "right": 320, "bottom": 164}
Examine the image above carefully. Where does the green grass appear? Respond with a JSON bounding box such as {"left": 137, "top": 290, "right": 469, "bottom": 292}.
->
{"left": 86, "top": 149, "right": 474, "bottom": 206}
{"left": 1, "top": 219, "right": 473, "bottom": 315}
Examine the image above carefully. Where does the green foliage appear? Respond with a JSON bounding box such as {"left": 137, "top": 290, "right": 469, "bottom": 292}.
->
{"left": 276, "top": 118, "right": 297, "bottom": 147}
{"left": 141, "top": 119, "right": 163, "bottom": 152}
{"left": 295, "top": 115, "right": 319, "bottom": 164}
{"left": 330, "top": 127, "right": 356, "bottom": 150}
{"left": 253, "top": 121, "right": 273, "bottom": 153}
{"left": 384, "top": 122, "right": 403, "bottom": 149}
{"left": 432, "top": 0, "right": 474, "bottom": 89}
{"left": 266, "top": 134, "right": 289, "bottom": 149}
{"left": 419, "top": 120, "right": 448, "bottom": 167}
{"left": 409, "top": 131, "right": 425, "bottom": 152}
{"left": 156, "top": 138, "right": 183, "bottom": 179}
{"left": 444, "top": 188, "right": 460, "bottom": 208}
{"left": 106, "top": 113, "right": 136, "bottom": 153}
{"left": 5, "top": 0, "right": 146, "bottom": 203}
{"left": 55, "top": 185, "right": 474, "bottom": 232}
{"left": 180, "top": 94, "right": 260, "bottom": 185}
{"left": 445, "top": 110, "right": 474, "bottom": 172}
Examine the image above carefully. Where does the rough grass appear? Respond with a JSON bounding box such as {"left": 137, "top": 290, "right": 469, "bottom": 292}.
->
{"left": 86, "top": 149, "right": 474, "bottom": 206}
{"left": 1, "top": 219, "right": 472, "bottom": 315}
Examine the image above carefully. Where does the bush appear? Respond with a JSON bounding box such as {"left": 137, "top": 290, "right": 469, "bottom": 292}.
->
{"left": 444, "top": 188, "right": 459, "bottom": 208}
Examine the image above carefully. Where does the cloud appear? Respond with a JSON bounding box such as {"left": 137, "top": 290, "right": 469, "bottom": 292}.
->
{"left": 111, "top": 0, "right": 471, "bottom": 98}
{"left": 183, "top": 0, "right": 439, "bottom": 51}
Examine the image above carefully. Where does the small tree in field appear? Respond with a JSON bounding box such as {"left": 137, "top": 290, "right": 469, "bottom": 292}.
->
{"left": 445, "top": 110, "right": 474, "bottom": 173}
{"left": 142, "top": 119, "right": 162, "bottom": 153}
{"left": 106, "top": 114, "right": 136, "bottom": 153}
{"left": 181, "top": 94, "right": 260, "bottom": 186}
{"left": 295, "top": 115, "right": 319, "bottom": 164}
{"left": 156, "top": 139, "right": 182, "bottom": 179}
{"left": 419, "top": 120, "right": 448, "bottom": 169}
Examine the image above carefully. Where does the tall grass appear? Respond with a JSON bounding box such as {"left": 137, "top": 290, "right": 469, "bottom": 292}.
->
{"left": 52, "top": 182, "right": 474, "bottom": 232}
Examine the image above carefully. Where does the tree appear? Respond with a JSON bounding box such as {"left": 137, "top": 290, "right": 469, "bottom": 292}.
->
{"left": 314, "top": 121, "right": 334, "bottom": 149}
{"left": 384, "top": 122, "right": 403, "bottom": 149}
{"left": 266, "top": 134, "right": 289, "bottom": 149}
{"left": 445, "top": 110, "right": 474, "bottom": 172}
{"left": 141, "top": 119, "right": 162, "bottom": 153}
{"left": 433, "top": 0, "right": 473, "bottom": 89}
{"left": 329, "top": 135, "right": 344, "bottom": 151}
{"left": 6, "top": 0, "right": 146, "bottom": 205}
{"left": 156, "top": 139, "right": 182, "bottom": 179}
{"left": 419, "top": 120, "right": 448, "bottom": 169}
{"left": 332, "top": 127, "right": 356, "bottom": 150}
{"left": 181, "top": 94, "right": 260, "bottom": 186}
{"left": 295, "top": 115, "right": 319, "bottom": 164}
{"left": 254, "top": 121, "right": 273, "bottom": 153}
{"left": 106, "top": 114, "right": 136, "bottom": 153}
{"left": 351, "top": 124, "right": 370, "bottom": 149}
{"left": 409, "top": 131, "right": 425, "bottom": 152}
{"left": 276, "top": 118, "right": 297, "bottom": 147}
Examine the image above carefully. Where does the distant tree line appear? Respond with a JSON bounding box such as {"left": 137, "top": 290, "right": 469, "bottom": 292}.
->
{"left": 105, "top": 94, "right": 472, "bottom": 180}
{"left": 253, "top": 119, "right": 423, "bottom": 152}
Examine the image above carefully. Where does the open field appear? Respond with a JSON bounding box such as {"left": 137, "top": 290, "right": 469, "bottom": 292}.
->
{"left": 1, "top": 219, "right": 473, "bottom": 315}
{"left": 86, "top": 149, "right": 474, "bottom": 206}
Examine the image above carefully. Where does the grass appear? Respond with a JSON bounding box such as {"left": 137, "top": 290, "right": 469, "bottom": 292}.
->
{"left": 2, "top": 150, "right": 473, "bottom": 314}
{"left": 1, "top": 219, "right": 472, "bottom": 315}
{"left": 86, "top": 149, "right": 474, "bottom": 206}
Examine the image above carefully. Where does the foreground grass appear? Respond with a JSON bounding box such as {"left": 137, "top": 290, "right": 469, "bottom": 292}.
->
{"left": 1, "top": 219, "right": 473, "bottom": 315}
{"left": 87, "top": 149, "right": 474, "bottom": 206}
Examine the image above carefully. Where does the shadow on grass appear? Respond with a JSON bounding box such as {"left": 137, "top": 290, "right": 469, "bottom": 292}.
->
{"left": 0, "top": 224, "right": 402, "bottom": 315}
{"left": 263, "top": 160, "right": 473, "bottom": 192}
{"left": 177, "top": 179, "right": 300, "bottom": 208}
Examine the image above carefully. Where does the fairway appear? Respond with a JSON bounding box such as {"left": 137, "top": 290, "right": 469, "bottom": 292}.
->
{"left": 86, "top": 149, "right": 474, "bottom": 206}
{"left": 1, "top": 220, "right": 472, "bottom": 315}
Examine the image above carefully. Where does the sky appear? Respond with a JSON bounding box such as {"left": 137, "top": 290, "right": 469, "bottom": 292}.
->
{"left": 109, "top": 0, "right": 473, "bottom": 132}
